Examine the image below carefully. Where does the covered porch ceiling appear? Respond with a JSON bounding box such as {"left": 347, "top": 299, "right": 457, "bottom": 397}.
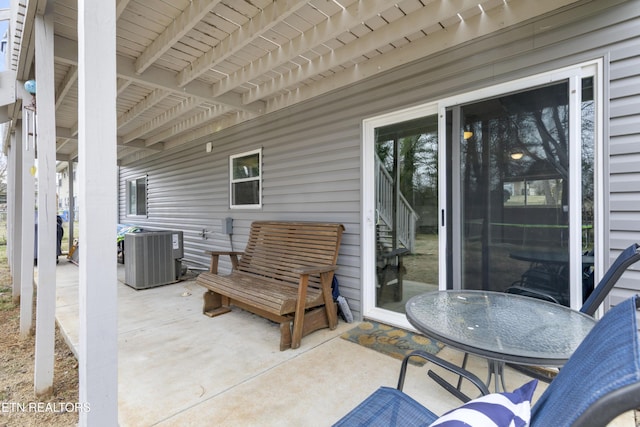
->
{"left": 7, "top": 0, "right": 579, "bottom": 165}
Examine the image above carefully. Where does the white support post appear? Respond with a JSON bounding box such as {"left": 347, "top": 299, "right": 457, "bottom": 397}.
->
{"left": 19, "top": 106, "right": 35, "bottom": 338}
{"left": 78, "top": 0, "right": 119, "bottom": 424}
{"left": 67, "top": 160, "right": 74, "bottom": 252}
{"left": 34, "top": 6, "right": 57, "bottom": 397}
{"left": 9, "top": 126, "right": 23, "bottom": 301}
{"left": 7, "top": 134, "right": 13, "bottom": 266}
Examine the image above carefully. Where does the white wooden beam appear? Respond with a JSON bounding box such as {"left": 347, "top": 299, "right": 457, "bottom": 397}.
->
{"left": 213, "top": 0, "right": 391, "bottom": 99}
{"left": 56, "top": 137, "right": 72, "bottom": 150}
{"left": 66, "top": 160, "right": 75, "bottom": 252}
{"left": 135, "top": 0, "right": 222, "bottom": 74}
{"left": 120, "top": 139, "right": 164, "bottom": 151}
{"left": 177, "top": 0, "right": 308, "bottom": 87}
{"left": 13, "top": 0, "right": 38, "bottom": 80}
{"left": 33, "top": 6, "right": 57, "bottom": 397}
{"left": 9, "top": 125, "right": 23, "bottom": 303}
{"left": 143, "top": 104, "right": 232, "bottom": 146}
{"left": 163, "top": 110, "right": 251, "bottom": 150}
{"left": 117, "top": 77, "right": 132, "bottom": 95}
{"left": 116, "top": 0, "right": 131, "bottom": 19}
{"left": 55, "top": 65, "right": 78, "bottom": 110}
{"left": 54, "top": 36, "right": 265, "bottom": 114}
{"left": 6, "top": 132, "right": 13, "bottom": 280}
{"left": 77, "top": 0, "right": 118, "bottom": 424}
{"left": 264, "top": 0, "right": 580, "bottom": 112}
{"left": 0, "top": 70, "right": 17, "bottom": 106}
{"left": 117, "top": 88, "right": 170, "bottom": 129}
{"left": 36, "top": 0, "right": 48, "bottom": 15}
{"left": 122, "top": 96, "right": 201, "bottom": 143}
{"left": 246, "top": 0, "right": 481, "bottom": 104}
{"left": 19, "top": 106, "right": 35, "bottom": 338}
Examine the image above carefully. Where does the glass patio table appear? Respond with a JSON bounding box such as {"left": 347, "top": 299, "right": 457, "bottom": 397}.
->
{"left": 405, "top": 290, "right": 596, "bottom": 391}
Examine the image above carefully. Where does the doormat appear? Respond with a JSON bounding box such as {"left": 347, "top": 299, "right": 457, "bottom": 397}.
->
{"left": 341, "top": 321, "right": 443, "bottom": 365}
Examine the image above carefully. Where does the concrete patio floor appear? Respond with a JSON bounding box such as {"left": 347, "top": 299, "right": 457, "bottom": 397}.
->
{"left": 52, "top": 259, "right": 635, "bottom": 426}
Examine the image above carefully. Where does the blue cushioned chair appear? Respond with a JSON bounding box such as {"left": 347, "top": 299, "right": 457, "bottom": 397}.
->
{"left": 333, "top": 295, "right": 640, "bottom": 427}
{"left": 579, "top": 243, "right": 640, "bottom": 316}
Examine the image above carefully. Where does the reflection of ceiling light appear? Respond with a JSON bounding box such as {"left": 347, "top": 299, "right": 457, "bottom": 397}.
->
{"left": 463, "top": 131, "right": 473, "bottom": 140}
{"left": 510, "top": 151, "right": 524, "bottom": 160}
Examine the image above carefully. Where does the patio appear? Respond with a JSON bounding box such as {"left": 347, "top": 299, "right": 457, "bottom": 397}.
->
{"left": 52, "top": 259, "right": 635, "bottom": 426}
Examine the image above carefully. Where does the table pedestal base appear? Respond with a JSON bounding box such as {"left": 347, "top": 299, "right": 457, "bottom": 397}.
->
{"left": 486, "top": 360, "right": 508, "bottom": 393}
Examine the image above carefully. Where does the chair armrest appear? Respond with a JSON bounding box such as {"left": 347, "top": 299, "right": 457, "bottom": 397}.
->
{"left": 397, "top": 350, "right": 490, "bottom": 400}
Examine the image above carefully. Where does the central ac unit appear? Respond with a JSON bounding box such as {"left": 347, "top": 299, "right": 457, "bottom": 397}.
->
{"left": 124, "top": 230, "right": 184, "bottom": 289}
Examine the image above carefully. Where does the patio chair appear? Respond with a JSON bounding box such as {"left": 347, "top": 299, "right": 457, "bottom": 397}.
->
{"left": 333, "top": 294, "right": 640, "bottom": 427}
{"left": 579, "top": 243, "right": 640, "bottom": 315}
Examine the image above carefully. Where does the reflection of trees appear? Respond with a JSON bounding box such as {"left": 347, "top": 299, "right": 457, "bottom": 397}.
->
{"left": 376, "top": 132, "right": 438, "bottom": 210}
{"left": 460, "top": 79, "right": 595, "bottom": 234}
{"left": 531, "top": 106, "right": 568, "bottom": 179}
{"left": 581, "top": 101, "right": 595, "bottom": 224}
{"left": 461, "top": 83, "right": 571, "bottom": 218}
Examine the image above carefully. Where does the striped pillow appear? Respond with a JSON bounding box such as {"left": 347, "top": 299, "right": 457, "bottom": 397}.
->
{"left": 430, "top": 379, "right": 538, "bottom": 427}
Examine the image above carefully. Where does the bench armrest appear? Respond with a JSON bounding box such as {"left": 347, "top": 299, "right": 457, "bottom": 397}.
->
{"left": 204, "top": 250, "right": 244, "bottom": 273}
{"left": 291, "top": 264, "right": 338, "bottom": 275}
{"left": 204, "top": 250, "right": 244, "bottom": 256}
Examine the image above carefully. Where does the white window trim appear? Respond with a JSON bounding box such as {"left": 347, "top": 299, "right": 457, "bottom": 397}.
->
{"left": 229, "top": 148, "right": 262, "bottom": 209}
{"left": 126, "top": 175, "right": 148, "bottom": 217}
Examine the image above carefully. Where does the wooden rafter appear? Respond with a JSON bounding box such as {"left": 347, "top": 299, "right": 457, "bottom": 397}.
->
{"left": 117, "top": 88, "right": 170, "bottom": 129}
{"left": 122, "top": 96, "right": 202, "bottom": 143}
{"left": 55, "top": 65, "right": 77, "bottom": 110}
{"left": 176, "top": 0, "right": 309, "bottom": 87}
{"left": 135, "top": 0, "right": 223, "bottom": 74}
{"left": 212, "top": 0, "right": 393, "bottom": 99}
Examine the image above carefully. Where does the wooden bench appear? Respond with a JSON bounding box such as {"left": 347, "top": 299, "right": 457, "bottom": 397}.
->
{"left": 196, "top": 221, "right": 345, "bottom": 350}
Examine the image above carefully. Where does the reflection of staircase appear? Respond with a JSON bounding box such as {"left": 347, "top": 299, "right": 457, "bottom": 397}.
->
{"left": 376, "top": 155, "right": 418, "bottom": 252}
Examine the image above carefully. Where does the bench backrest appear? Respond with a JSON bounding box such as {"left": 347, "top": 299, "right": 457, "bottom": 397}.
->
{"left": 238, "top": 221, "right": 344, "bottom": 287}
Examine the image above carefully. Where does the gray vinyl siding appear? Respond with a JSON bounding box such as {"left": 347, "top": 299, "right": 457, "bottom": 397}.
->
{"left": 607, "top": 13, "right": 640, "bottom": 306}
{"left": 119, "top": 0, "right": 640, "bottom": 318}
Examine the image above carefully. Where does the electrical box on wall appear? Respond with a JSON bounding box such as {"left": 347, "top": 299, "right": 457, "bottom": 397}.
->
{"left": 222, "top": 217, "right": 233, "bottom": 234}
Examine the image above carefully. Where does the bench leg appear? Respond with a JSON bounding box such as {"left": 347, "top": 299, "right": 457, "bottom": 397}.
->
{"left": 280, "top": 321, "right": 292, "bottom": 351}
{"left": 283, "top": 305, "right": 337, "bottom": 350}
{"left": 202, "top": 290, "right": 231, "bottom": 317}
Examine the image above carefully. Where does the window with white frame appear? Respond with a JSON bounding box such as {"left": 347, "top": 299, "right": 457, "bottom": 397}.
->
{"left": 127, "top": 175, "right": 147, "bottom": 216}
{"left": 230, "top": 148, "right": 262, "bottom": 208}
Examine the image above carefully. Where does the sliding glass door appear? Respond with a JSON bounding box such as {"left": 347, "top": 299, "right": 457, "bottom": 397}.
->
{"left": 363, "top": 62, "right": 600, "bottom": 329}
{"left": 363, "top": 104, "right": 441, "bottom": 329}
{"left": 443, "top": 67, "right": 598, "bottom": 309}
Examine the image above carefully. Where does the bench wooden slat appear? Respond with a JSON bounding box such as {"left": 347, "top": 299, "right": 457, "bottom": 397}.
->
{"left": 196, "top": 221, "right": 344, "bottom": 350}
{"left": 198, "top": 273, "right": 324, "bottom": 315}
